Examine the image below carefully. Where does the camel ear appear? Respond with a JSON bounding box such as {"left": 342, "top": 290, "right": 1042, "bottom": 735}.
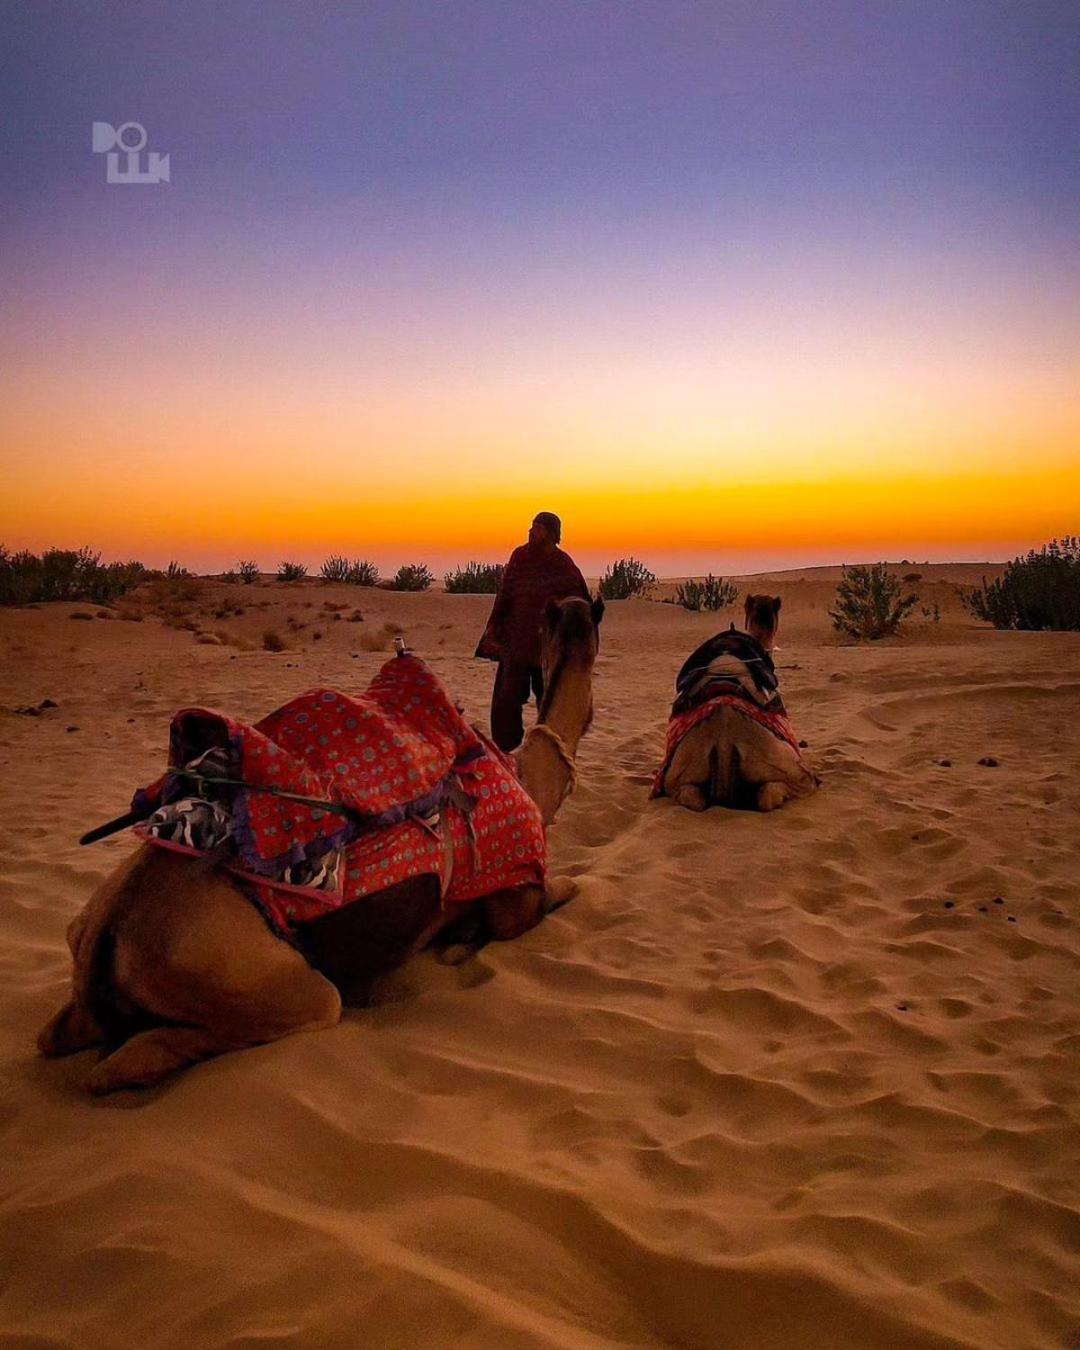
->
{"left": 773, "top": 597, "right": 781, "bottom": 615}
{"left": 591, "top": 596, "right": 605, "bottom": 628}
{"left": 744, "top": 593, "right": 755, "bottom": 616}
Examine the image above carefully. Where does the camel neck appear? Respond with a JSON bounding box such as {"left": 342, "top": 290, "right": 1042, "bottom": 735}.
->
{"left": 540, "top": 664, "right": 592, "bottom": 755}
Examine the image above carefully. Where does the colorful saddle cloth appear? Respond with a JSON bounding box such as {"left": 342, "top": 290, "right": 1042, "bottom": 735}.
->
{"left": 132, "top": 655, "right": 546, "bottom": 937}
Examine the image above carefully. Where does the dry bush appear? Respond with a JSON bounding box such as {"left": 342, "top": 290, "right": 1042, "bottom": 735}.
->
{"left": 385, "top": 564, "right": 433, "bottom": 592}
{"left": 262, "top": 629, "right": 286, "bottom": 652}
{"left": 0, "top": 546, "right": 148, "bottom": 606}
{"left": 962, "top": 537, "right": 1080, "bottom": 631}
{"left": 322, "top": 557, "right": 380, "bottom": 586}
{"left": 830, "top": 563, "right": 919, "bottom": 639}
{"left": 599, "top": 558, "right": 656, "bottom": 600}
{"left": 675, "top": 575, "right": 738, "bottom": 612}
{"left": 444, "top": 561, "right": 504, "bottom": 593}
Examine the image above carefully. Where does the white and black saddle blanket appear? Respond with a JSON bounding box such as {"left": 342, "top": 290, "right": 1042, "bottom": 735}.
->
{"left": 671, "top": 628, "right": 784, "bottom": 718}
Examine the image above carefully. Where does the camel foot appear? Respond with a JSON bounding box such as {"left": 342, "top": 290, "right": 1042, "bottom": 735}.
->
{"left": 757, "top": 782, "right": 788, "bottom": 812}
{"left": 673, "top": 785, "right": 709, "bottom": 812}
{"left": 88, "top": 1026, "right": 236, "bottom": 1094}
{"left": 38, "top": 1000, "right": 104, "bottom": 1058}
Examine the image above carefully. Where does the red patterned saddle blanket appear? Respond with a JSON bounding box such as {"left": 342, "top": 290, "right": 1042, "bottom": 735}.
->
{"left": 132, "top": 655, "right": 546, "bottom": 936}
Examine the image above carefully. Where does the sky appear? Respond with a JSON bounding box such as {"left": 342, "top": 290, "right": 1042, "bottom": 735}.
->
{"left": 2, "top": 0, "right": 1078, "bottom": 576}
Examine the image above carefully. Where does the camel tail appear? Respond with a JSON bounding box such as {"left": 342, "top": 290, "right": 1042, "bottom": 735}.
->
{"left": 707, "top": 740, "right": 739, "bottom": 807}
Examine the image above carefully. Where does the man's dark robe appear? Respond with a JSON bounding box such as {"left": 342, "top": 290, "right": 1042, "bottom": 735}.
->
{"left": 477, "top": 542, "right": 589, "bottom": 750}
{"left": 477, "top": 543, "right": 589, "bottom": 667}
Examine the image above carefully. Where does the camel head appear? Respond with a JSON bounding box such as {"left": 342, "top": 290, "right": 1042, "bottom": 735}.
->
{"left": 517, "top": 594, "right": 604, "bottom": 826}
{"left": 744, "top": 593, "right": 781, "bottom": 652}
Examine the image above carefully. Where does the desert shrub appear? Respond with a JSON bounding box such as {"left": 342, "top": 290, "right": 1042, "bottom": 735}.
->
{"left": 0, "top": 546, "right": 148, "bottom": 606}
{"left": 219, "top": 569, "right": 238, "bottom": 584}
{"left": 599, "top": 557, "right": 656, "bottom": 600}
{"left": 165, "top": 560, "right": 189, "bottom": 579}
{"left": 387, "top": 563, "right": 434, "bottom": 592}
{"left": 321, "top": 556, "right": 380, "bottom": 586}
{"left": 675, "top": 574, "right": 738, "bottom": 612}
{"left": 444, "top": 561, "right": 505, "bottom": 594}
{"left": 830, "top": 563, "right": 919, "bottom": 639}
{"left": 320, "top": 555, "right": 350, "bottom": 583}
{"left": 348, "top": 559, "right": 380, "bottom": 586}
{"left": 236, "top": 560, "right": 260, "bottom": 584}
{"left": 262, "top": 629, "right": 286, "bottom": 652}
{"left": 277, "top": 561, "right": 308, "bottom": 582}
{"left": 961, "top": 537, "right": 1080, "bottom": 631}
{"left": 920, "top": 602, "right": 941, "bottom": 623}
{"left": 903, "top": 572, "right": 923, "bottom": 584}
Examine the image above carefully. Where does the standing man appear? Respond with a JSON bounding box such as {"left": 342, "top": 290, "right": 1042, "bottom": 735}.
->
{"left": 476, "top": 511, "right": 590, "bottom": 751}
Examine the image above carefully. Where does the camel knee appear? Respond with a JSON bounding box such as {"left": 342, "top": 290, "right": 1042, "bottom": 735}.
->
{"left": 37, "top": 999, "right": 104, "bottom": 1058}
{"left": 673, "top": 784, "right": 708, "bottom": 812}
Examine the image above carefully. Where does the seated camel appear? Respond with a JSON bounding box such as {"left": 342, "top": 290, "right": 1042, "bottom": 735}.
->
{"left": 653, "top": 593, "right": 818, "bottom": 813}
{"left": 37, "top": 595, "right": 603, "bottom": 1094}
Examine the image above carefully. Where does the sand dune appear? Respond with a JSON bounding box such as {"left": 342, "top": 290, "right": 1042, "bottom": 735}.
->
{"left": 1, "top": 565, "right": 1078, "bottom": 1348}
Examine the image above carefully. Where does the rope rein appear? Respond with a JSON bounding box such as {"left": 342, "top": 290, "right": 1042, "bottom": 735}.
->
{"left": 522, "top": 723, "right": 577, "bottom": 807}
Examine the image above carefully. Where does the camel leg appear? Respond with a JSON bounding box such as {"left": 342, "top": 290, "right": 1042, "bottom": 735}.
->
{"left": 67, "top": 847, "right": 340, "bottom": 1093}
{"left": 673, "top": 784, "right": 708, "bottom": 812}
{"left": 663, "top": 722, "right": 714, "bottom": 807}
{"left": 87, "top": 952, "right": 340, "bottom": 1094}
{"left": 737, "top": 727, "right": 818, "bottom": 812}
{"left": 37, "top": 999, "right": 105, "bottom": 1058}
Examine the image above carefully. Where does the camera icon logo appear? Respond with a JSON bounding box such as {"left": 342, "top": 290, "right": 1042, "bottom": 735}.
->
{"left": 91, "top": 121, "right": 170, "bottom": 185}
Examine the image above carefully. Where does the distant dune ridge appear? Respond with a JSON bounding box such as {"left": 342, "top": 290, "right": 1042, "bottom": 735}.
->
{"left": 1, "top": 561, "right": 1078, "bottom": 1348}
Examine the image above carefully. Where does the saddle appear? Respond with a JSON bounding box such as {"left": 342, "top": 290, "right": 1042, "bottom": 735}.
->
{"left": 123, "top": 653, "right": 546, "bottom": 937}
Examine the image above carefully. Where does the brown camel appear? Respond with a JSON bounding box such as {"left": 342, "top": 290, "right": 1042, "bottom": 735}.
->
{"left": 660, "top": 594, "right": 819, "bottom": 814}
{"left": 37, "top": 595, "right": 603, "bottom": 1093}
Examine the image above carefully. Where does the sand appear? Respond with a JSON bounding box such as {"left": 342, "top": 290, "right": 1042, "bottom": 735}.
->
{"left": 1, "top": 565, "right": 1078, "bottom": 1348}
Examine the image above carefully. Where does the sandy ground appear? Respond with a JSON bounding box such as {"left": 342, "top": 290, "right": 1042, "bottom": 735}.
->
{"left": 1, "top": 565, "right": 1078, "bottom": 1349}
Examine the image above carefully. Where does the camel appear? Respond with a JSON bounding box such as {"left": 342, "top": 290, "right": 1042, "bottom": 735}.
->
{"left": 37, "top": 594, "right": 604, "bottom": 1093}
{"left": 658, "top": 594, "right": 819, "bottom": 814}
